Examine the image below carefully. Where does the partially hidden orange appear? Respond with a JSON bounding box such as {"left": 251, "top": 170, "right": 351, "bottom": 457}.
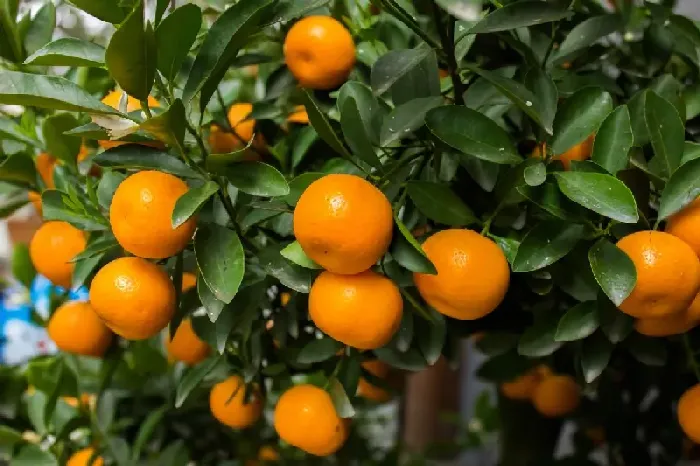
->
{"left": 30, "top": 221, "right": 86, "bottom": 289}
{"left": 210, "top": 375, "right": 263, "bottom": 429}
{"left": 48, "top": 301, "right": 112, "bottom": 357}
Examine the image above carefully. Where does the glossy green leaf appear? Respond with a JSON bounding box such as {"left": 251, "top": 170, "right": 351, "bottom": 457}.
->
{"left": 93, "top": 146, "right": 200, "bottom": 178}
{"left": 25, "top": 38, "right": 105, "bottom": 67}
{"left": 380, "top": 96, "right": 443, "bottom": 147}
{"left": 0, "top": 70, "right": 119, "bottom": 114}
{"left": 426, "top": 105, "right": 521, "bottom": 164}
{"left": 259, "top": 245, "right": 315, "bottom": 293}
{"left": 407, "top": 180, "right": 477, "bottom": 226}
{"left": 24, "top": 1, "right": 56, "bottom": 56}
{"left": 598, "top": 293, "right": 634, "bottom": 343}
{"left": 329, "top": 377, "right": 355, "bottom": 419}
{"left": 301, "top": 90, "right": 352, "bottom": 159}
{"left": 265, "top": 0, "right": 329, "bottom": 24}
{"left": 475, "top": 333, "right": 519, "bottom": 357}
{"left": 12, "top": 243, "right": 35, "bottom": 289}
{"left": 524, "top": 67, "right": 558, "bottom": 135}
{"left": 297, "top": 338, "right": 343, "bottom": 364}
{"left": 554, "top": 172, "right": 638, "bottom": 223}
{"left": 281, "top": 241, "right": 321, "bottom": 269}
{"left": 0, "top": 0, "right": 23, "bottom": 63}
{"left": 417, "top": 310, "right": 445, "bottom": 365}
{"left": 523, "top": 162, "right": 546, "bottom": 187}
{"left": 556, "top": 15, "right": 620, "bottom": 60}
{"left": 10, "top": 444, "right": 57, "bottom": 466}
{"left": 518, "top": 315, "right": 563, "bottom": 357}
{"left": 222, "top": 162, "right": 290, "bottom": 197}
{"left": 42, "top": 113, "right": 81, "bottom": 165}
{"left": 175, "top": 356, "right": 221, "bottom": 408}
{"left": 658, "top": 157, "right": 700, "bottom": 220}
{"left": 371, "top": 44, "right": 434, "bottom": 97}
{"left": 0, "top": 118, "right": 38, "bottom": 145}
{"left": 42, "top": 190, "right": 108, "bottom": 231}
{"left": 555, "top": 301, "right": 599, "bottom": 342}
{"left": 628, "top": 90, "right": 649, "bottom": 147}
{"left": 512, "top": 220, "right": 584, "bottom": 273}
{"left": 105, "top": 2, "right": 156, "bottom": 101}
{"left": 581, "top": 331, "right": 613, "bottom": 383}
{"left": 551, "top": 87, "right": 613, "bottom": 155}
{"left": 591, "top": 105, "right": 633, "bottom": 174}
{"left": 172, "top": 181, "right": 219, "bottom": 228}
{"left": 283, "top": 172, "right": 324, "bottom": 206}
{"left": 588, "top": 239, "right": 636, "bottom": 307}
{"left": 183, "top": 0, "right": 275, "bottom": 108}
{"left": 97, "top": 171, "right": 125, "bottom": 209}
{"left": 198, "top": 274, "right": 225, "bottom": 322}
{"left": 66, "top": 0, "right": 127, "bottom": 23}
{"left": 645, "top": 91, "right": 685, "bottom": 177}
{"left": 140, "top": 99, "right": 187, "bottom": 151}
{"left": 338, "top": 83, "right": 382, "bottom": 168}
{"left": 391, "top": 216, "right": 437, "bottom": 275}
{"left": 195, "top": 224, "right": 245, "bottom": 304}
{"left": 0, "top": 153, "right": 37, "bottom": 185}
{"left": 155, "top": 4, "right": 202, "bottom": 82}
{"left": 468, "top": 1, "right": 571, "bottom": 34}
{"left": 0, "top": 425, "right": 22, "bottom": 448}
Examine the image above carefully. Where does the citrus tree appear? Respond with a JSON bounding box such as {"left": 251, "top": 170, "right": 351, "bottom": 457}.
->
{"left": 2, "top": 0, "right": 700, "bottom": 465}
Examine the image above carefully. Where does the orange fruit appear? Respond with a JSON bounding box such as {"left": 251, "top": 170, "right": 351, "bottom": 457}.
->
{"left": 36, "top": 152, "right": 57, "bottom": 189}
{"left": 280, "top": 291, "right": 291, "bottom": 307}
{"left": 48, "top": 301, "right": 112, "bottom": 357}
{"left": 616, "top": 231, "right": 700, "bottom": 318}
{"left": 28, "top": 191, "right": 42, "bottom": 216}
{"left": 532, "top": 375, "right": 580, "bottom": 418}
{"left": 309, "top": 270, "right": 402, "bottom": 349}
{"left": 109, "top": 170, "right": 196, "bottom": 259}
{"left": 284, "top": 16, "right": 356, "bottom": 90}
{"left": 274, "top": 384, "right": 348, "bottom": 456}
{"left": 357, "top": 360, "right": 392, "bottom": 403}
{"left": 414, "top": 229, "right": 510, "bottom": 320}
{"left": 533, "top": 136, "right": 594, "bottom": 170}
{"left": 29, "top": 221, "right": 86, "bottom": 288}
{"left": 287, "top": 105, "right": 309, "bottom": 125}
{"left": 89, "top": 257, "right": 176, "bottom": 340}
{"left": 679, "top": 384, "right": 700, "bottom": 443}
{"left": 666, "top": 198, "right": 700, "bottom": 258}
{"left": 258, "top": 446, "right": 280, "bottom": 461}
{"left": 67, "top": 447, "right": 104, "bottom": 466}
{"left": 167, "top": 319, "right": 210, "bottom": 365}
{"left": 209, "top": 103, "right": 262, "bottom": 154}
{"left": 99, "top": 90, "right": 160, "bottom": 149}
{"left": 182, "top": 271, "right": 197, "bottom": 292}
{"left": 209, "top": 375, "right": 263, "bottom": 429}
{"left": 293, "top": 174, "right": 393, "bottom": 274}
{"left": 501, "top": 367, "right": 546, "bottom": 401}
{"left": 634, "top": 294, "right": 700, "bottom": 337}
{"left": 63, "top": 393, "right": 95, "bottom": 409}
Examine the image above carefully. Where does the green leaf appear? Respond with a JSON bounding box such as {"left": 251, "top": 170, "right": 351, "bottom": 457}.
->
{"left": 42, "top": 190, "right": 108, "bottom": 231}
{"left": 42, "top": 114, "right": 80, "bottom": 165}
{"left": 0, "top": 196, "right": 28, "bottom": 219}
{"left": 131, "top": 405, "right": 168, "bottom": 461}
{"left": 467, "top": 1, "right": 571, "bottom": 34}
{"left": 12, "top": 243, "right": 35, "bottom": 289}
{"left": 645, "top": 91, "right": 685, "bottom": 177}
{"left": 23, "top": 1, "right": 56, "bottom": 56}
{"left": 259, "top": 245, "right": 315, "bottom": 293}
{"left": 628, "top": 90, "right": 649, "bottom": 147}
{"left": 155, "top": 4, "right": 201, "bottom": 82}
{"left": 591, "top": 105, "right": 633, "bottom": 175}
{"left": 155, "top": 0, "right": 168, "bottom": 25}
{"left": 281, "top": 241, "right": 321, "bottom": 269}
{"left": 551, "top": 87, "right": 613, "bottom": 155}
{"left": 301, "top": 90, "right": 352, "bottom": 159}
{"left": 328, "top": 377, "right": 355, "bottom": 419}
{"left": 380, "top": 96, "right": 443, "bottom": 147}
{"left": 406, "top": 180, "right": 477, "bottom": 226}
{"left": 183, "top": 0, "right": 275, "bottom": 108}
{"left": 197, "top": 275, "right": 225, "bottom": 322}
{"left": 221, "top": 162, "right": 290, "bottom": 197}
{"left": 371, "top": 44, "right": 434, "bottom": 97}
{"left": 0, "top": 153, "right": 37, "bottom": 185}
{"left": 93, "top": 146, "right": 200, "bottom": 178}
{"left": 475, "top": 333, "right": 519, "bottom": 357}
{"left": 523, "top": 162, "right": 546, "bottom": 187}
{"left": 0, "top": 117, "right": 38, "bottom": 145}
{"left": 476, "top": 351, "right": 532, "bottom": 383}
{"left": 0, "top": 70, "right": 119, "bottom": 114}
{"left": 580, "top": 331, "right": 613, "bottom": 383}
{"left": 390, "top": 216, "right": 437, "bottom": 275}
{"left": 0, "top": 0, "right": 23, "bottom": 63}
{"left": 417, "top": 310, "right": 445, "bottom": 365}
{"left": 297, "top": 338, "right": 343, "bottom": 364}
{"left": 524, "top": 67, "right": 557, "bottom": 135}
{"left": 265, "top": 0, "right": 330, "bottom": 24}
{"left": 425, "top": 105, "right": 521, "bottom": 164}
{"left": 139, "top": 99, "right": 187, "bottom": 151}
{"left": 195, "top": 224, "right": 245, "bottom": 304}
{"left": 24, "top": 37, "right": 105, "bottom": 67}
{"left": 10, "top": 444, "right": 57, "bottom": 466}
{"left": 97, "top": 171, "right": 125, "bottom": 209}
{"left": 512, "top": 220, "right": 584, "bottom": 273}
{"left": 172, "top": 181, "right": 219, "bottom": 228}
{"left": 0, "top": 425, "right": 22, "bottom": 448}
{"left": 554, "top": 172, "right": 638, "bottom": 223}
{"left": 598, "top": 294, "right": 634, "bottom": 343}
{"left": 283, "top": 172, "right": 324, "bottom": 206}
{"left": 518, "top": 315, "right": 563, "bottom": 357}
{"left": 626, "top": 335, "right": 667, "bottom": 367}
{"left": 555, "top": 301, "right": 599, "bottom": 342}
{"left": 175, "top": 356, "right": 221, "bottom": 408}
{"left": 588, "top": 239, "right": 636, "bottom": 307}
{"left": 681, "top": 142, "right": 700, "bottom": 165}
{"left": 555, "top": 15, "right": 620, "bottom": 60}
{"left": 105, "top": 2, "right": 156, "bottom": 101}
{"left": 658, "top": 157, "right": 700, "bottom": 220}
{"left": 72, "top": 251, "right": 104, "bottom": 288}
{"left": 463, "top": 64, "right": 553, "bottom": 134}
{"left": 66, "top": 0, "right": 127, "bottom": 23}
{"left": 337, "top": 82, "right": 382, "bottom": 168}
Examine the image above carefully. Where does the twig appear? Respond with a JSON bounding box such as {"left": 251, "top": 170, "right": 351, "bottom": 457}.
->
{"left": 431, "top": 3, "right": 465, "bottom": 105}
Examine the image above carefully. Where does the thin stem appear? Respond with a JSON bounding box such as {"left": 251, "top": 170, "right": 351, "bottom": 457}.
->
{"left": 541, "top": 22, "right": 561, "bottom": 68}
{"left": 400, "top": 288, "right": 434, "bottom": 322}
{"left": 381, "top": 0, "right": 444, "bottom": 55}
{"left": 684, "top": 334, "right": 700, "bottom": 382}
{"left": 140, "top": 101, "right": 153, "bottom": 119}
{"left": 431, "top": 2, "right": 465, "bottom": 105}
{"left": 217, "top": 181, "right": 258, "bottom": 252}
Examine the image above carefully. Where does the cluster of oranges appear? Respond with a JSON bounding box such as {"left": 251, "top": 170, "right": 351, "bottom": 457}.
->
{"left": 501, "top": 366, "right": 581, "bottom": 418}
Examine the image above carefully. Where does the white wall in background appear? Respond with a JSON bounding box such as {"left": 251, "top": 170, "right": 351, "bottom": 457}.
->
{"left": 677, "top": 0, "right": 700, "bottom": 19}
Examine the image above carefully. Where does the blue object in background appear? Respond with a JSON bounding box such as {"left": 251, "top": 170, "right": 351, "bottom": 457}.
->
{"left": 0, "top": 275, "right": 88, "bottom": 365}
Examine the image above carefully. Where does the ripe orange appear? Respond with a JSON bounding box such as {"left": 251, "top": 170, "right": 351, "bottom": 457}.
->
{"left": 48, "top": 301, "right": 112, "bottom": 357}
{"left": 209, "top": 375, "right": 263, "bottom": 429}
{"left": 287, "top": 105, "right": 309, "bottom": 125}
{"left": 209, "top": 103, "right": 261, "bottom": 154}
{"left": 679, "top": 384, "right": 700, "bottom": 443}
{"left": 309, "top": 270, "right": 402, "bottom": 349}
{"left": 109, "top": 170, "right": 196, "bottom": 259}
{"left": 99, "top": 90, "right": 160, "bottom": 149}
{"left": 167, "top": 319, "right": 210, "bottom": 365}
{"left": 30, "top": 221, "right": 86, "bottom": 289}
{"left": 89, "top": 257, "right": 176, "bottom": 340}
{"left": 280, "top": 291, "right": 291, "bottom": 307}
{"left": 357, "top": 360, "right": 392, "bottom": 403}
{"left": 274, "top": 384, "right": 348, "bottom": 456}
{"left": 36, "top": 152, "right": 57, "bottom": 189}
{"left": 294, "top": 174, "right": 393, "bottom": 274}
{"left": 501, "top": 367, "right": 546, "bottom": 401}
{"left": 634, "top": 294, "right": 700, "bottom": 337}
{"left": 67, "top": 448, "right": 104, "bottom": 466}
{"left": 666, "top": 198, "right": 700, "bottom": 258}
{"left": 284, "top": 16, "right": 356, "bottom": 90}
{"left": 258, "top": 446, "right": 280, "bottom": 461}
{"left": 414, "top": 229, "right": 510, "bottom": 320}
{"left": 616, "top": 231, "right": 700, "bottom": 318}
{"left": 28, "top": 191, "right": 42, "bottom": 215}
{"left": 533, "top": 136, "right": 594, "bottom": 170}
{"left": 182, "top": 271, "right": 197, "bottom": 292}
{"left": 532, "top": 375, "right": 580, "bottom": 418}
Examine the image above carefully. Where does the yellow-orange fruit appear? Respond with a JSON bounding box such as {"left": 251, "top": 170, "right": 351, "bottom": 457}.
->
{"left": 679, "top": 384, "right": 700, "bottom": 444}
{"left": 48, "top": 301, "right": 112, "bottom": 357}
{"left": 532, "top": 375, "right": 580, "bottom": 418}
{"left": 29, "top": 221, "right": 86, "bottom": 289}
{"left": 209, "top": 375, "right": 263, "bottom": 429}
